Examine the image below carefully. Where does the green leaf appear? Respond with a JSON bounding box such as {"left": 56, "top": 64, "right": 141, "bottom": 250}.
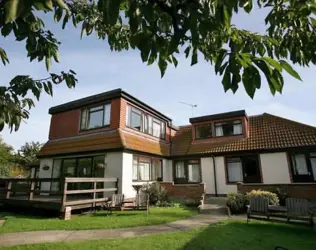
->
{"left": 47, "top": 81, "right": 53, "bottom": 96}
{"left": 172, "top": 55, "right": 178, "bottom": 67}
{"left": 242, "top": 67, "right": 256, "bottom": 98}
{"left": 223, "top": 6, "right": 231, "bottom": 29}
{"left": 222, "top": 66, "right": 231, "bottom": 92}
{"left": 53, "top": 51, "right": 60, "bottom": 63}
{"left": 4, "top": 0, "right": 23, "bottom": 23}
{"left": 54, "top": 7, "right": 63, "bottom": 22}
{"left": 158, "top": 56, "right": 167, "bottom": 78}
{"left": 215, "top": 50, "right": 227, "bottom": 74}
{"left": 184, "top": 46, "right": 191, "bottom": 58}
{"left": 43, "top": 0, "right": 53, "bottom": 11}
{"left": 0, "top": 48, "right": 10, "bottom": 65}
{"left": 54, "top": 0, "right": 69, "bottom": 11}
{"left": 191, "top": 47, "right": 198, "bottom": 66}
{"left": 231, "top": 73, "right": 241, "bottom": 93}
{"left": 45, "top": 57, "right": 51, "bottom": 71}
{"left": 279, "top": 60, "right": 302, "bottom": 81}
{"left": 263, "top": 57, "right": 282, "bottom": 71}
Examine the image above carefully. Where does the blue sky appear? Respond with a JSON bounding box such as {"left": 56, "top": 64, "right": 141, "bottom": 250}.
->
{"left": 1, "top": 8, "right": 316, "bottom": 150}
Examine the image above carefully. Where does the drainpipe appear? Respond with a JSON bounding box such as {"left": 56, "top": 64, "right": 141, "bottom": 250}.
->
{"left": 211, "top": 155, "right": 218, "bottom": 197}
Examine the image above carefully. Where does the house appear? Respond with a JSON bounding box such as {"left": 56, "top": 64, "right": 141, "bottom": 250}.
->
{"left": 36, "top": 88, "right": 316, "bottom": 202}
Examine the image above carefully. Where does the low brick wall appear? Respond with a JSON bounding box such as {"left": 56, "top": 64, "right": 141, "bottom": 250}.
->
{"left": 160, "top": 182, "right": 205, "bottom": 204}
{"left": 237, "top": 183, "right": 316, "bottom": 200}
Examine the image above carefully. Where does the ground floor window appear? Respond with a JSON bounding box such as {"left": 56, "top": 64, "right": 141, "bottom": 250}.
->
{"left": 132, "top": 156, "right": 162, "bottom": 181}
{"left": 290, "top": 152, "right": 316, "bottom": 183}
{"left": 50, "top": 154, "right": 107, "bottom": 191}
{"left": 226, "top": 155, "right": 261, "bottom": 183}
{"left": 173, "top": 160, "right": 201, "bottom": 184}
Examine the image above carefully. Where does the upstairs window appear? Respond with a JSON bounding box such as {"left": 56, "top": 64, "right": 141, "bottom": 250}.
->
{"left": 126, "top": 105, "right": 166, "bottom": 139}
{"left": 215, "top": 120, "right": 242, "bottom": 137}
{"left": 195, "top": 124, "right": 212, "bottom": 140}
{"left": 291, "top": 153, "right": 316, "bottom": 183}
{"left": 80, "top": 103, "right": 111, "bottom": 130}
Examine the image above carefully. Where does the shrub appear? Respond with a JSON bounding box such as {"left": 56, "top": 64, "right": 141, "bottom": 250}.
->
{"left": 227, "top": 193, "right": 247, "bottom": 214}
{"left": 246, "top": 190, "right": 279, "bottom": 205}
{"left": 272, "top": 188, "right": 288, "bottom": 206}
{"left": 141, "top": 182, "right": 168, "bottom": 206}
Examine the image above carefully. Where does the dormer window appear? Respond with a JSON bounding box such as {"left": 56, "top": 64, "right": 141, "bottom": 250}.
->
{"left": 80, "top": 103, "right": 111, "bottom": 130}
{"left": 215, "top": 120, "right": 243, "bottom": 137}
{"left": 126, "top": 105, "right": 166, "bottom": 139}
{"left": 195, "top": 124, "right": 212, "bottom": 140}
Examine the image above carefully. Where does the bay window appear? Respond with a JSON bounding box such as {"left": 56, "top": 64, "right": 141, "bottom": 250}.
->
{"left": 173, "top": 160, "right": 201, "bottom": 184}
{"left": 80, "top": 103, "right": 111, "bottom": 130}
{"left": 126, "top": 105, "right": 166, "bottom": 139}
{"left": 215, "top": 120, "right": 243, "bottom": 137}
{"left": 291, "top": 152, "right": 316, "bottom": 182}
{"left": 226, "top": 155, "right": 261, "bottom": 183}
{"left": 132, "top": 156, "right": 162, "bottom": 181}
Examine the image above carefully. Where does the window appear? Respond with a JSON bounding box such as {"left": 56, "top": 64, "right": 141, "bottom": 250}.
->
{"left": 215, "top": 120, "right": 243, "bottom": 137}
{"left": 132, "top": 156, "right": 162, "bottom": 181}
{"left": 195, "top": 124, "right": 212, "bottom": 139}
{"left": 173, "top": 160, "right": 201, "bottom": 184}
{"left": 226, "top": 155, "right": 261, "bottom": 183}
{"left": 80, "top": 103, "right": 111, "bottom": 130}
{"left": 126, "top": 105, "right": 166, "bottom": 139}
{"left": 291, "top": 153, "right": 316, "bottom": 182}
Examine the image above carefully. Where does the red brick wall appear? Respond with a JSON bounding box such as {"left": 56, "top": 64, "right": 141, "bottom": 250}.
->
{"left": 49, "top": 98, "right": 121, "bottom": 139}
{"left": 237, "top": 183, "right": 316, "bottom": 200}
{"left": 160, "top": 182, "right": 205, "bottom": 202}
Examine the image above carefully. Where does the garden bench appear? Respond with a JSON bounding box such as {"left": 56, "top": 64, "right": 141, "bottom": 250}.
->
{"left": 247, "top": 197, "right": 270, "bottom": 223}
{"left": 286, "top": 198, "right": 314, "bottom": 227}
{"left": 106, "top": 194, "right": 125, "bottom": 215}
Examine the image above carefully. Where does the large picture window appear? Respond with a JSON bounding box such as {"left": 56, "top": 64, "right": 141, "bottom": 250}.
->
{"left": 226, "top": 155, "right": 261, "bottom": 183}
{"left": 132, "top": 156, "right": 162, "bottom": 181}
{"left": 80, "top": 103, "right": 111, "bottom": 130}
{"left": 126, "top": 105, "right": 166, "bottom": 139}
{"left": 215, "top": 120, "right": 243, "bottom": 137}
{"left": 173, "top": 160, "right": 201, "bottom": 184}
{"left": 291, "top": 152, "right": 316, "bottom": 183}
{"left": 51, "top": 155, "right": 106, "bottom": 191}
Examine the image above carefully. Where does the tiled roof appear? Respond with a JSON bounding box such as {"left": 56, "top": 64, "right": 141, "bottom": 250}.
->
{"left": 38, "top": 129, "right": 169, "bottom": 157}
{"left": 120, "top": 130, "right": 169, "bottom": 156}
{"left": 171, "top": 113, "right": 316, "bottom": 156}
{"left": 38, "top": 131, "right": 124, "bottom": 157}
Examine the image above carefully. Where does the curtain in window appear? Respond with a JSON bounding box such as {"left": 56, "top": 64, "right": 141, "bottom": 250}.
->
{"left": 132, "top": 158, "right": 138, "bottom": 180}
{"left": 227, "top": 161, "right": 243, "bottom": 182}
{"left": 51, "top": 159, "right": 61, "bottom": 191}
{"left": 233, "top": 123, "right": 242, "bottom": 134}
{"left": 293, "top": 154, "right": 308, "bottom": 175}
{"left": 175, "top": 162, "right": 185, "bottom": 178}
{"left": 152, "top": 159, "right": 162, "bottom": 180}
{"left": 153, "top": 120, "right": 161, "bottom": 137}
{"left": 188, "top": 164, "right": 200, "bottom": 182}
{"left": 215, "top": 126, "right": 223, "bottom": 136}
{"left": 103, "top": 104, "right": 111, "bottom": 125}
{"left": 310, "top": 157, "right": 316, "bottom": 181}
{"left": 138, "top": 162, "right": 150, "bottom": 180}
{"left": 80, "top": 109, "right": 88, "bottom": 129}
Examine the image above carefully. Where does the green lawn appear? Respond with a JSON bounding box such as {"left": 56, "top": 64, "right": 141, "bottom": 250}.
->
{"left": 1, "top": 220, "right": 315, "bottom": 250}
{"left": 0, "top": 207, "right": 197, "bottom": 233}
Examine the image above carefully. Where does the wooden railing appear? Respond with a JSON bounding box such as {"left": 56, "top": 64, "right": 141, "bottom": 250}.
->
{"left": 0, "top": 177, "right": 119, "bottom": 208}
{"left": 62, "top": 177, "right": 118, "bottom": 207}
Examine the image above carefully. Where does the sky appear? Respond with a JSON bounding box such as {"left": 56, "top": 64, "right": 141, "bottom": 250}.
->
{"left": 1, "top": 7, "right": 316, "bottom": 150}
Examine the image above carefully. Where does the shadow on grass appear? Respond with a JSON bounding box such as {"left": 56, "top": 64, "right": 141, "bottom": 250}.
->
{"left": 180, "top": 220, "right": 316, "bottom": 250}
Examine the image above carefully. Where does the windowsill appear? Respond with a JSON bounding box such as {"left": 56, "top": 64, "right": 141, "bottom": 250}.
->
{"left": 125, "top": 126, "right": 166, "bottom": 140}
{"left": 227, "top": 181, "right": 262, "bottom": 185}
{"left": 132, "top": 180, "right": 161, "bottom": 182}
{"left": 214, "top": 133, "right": 243, "bottom": 138}
{"left": 173, "top": 183, "right": 202, "bottom": 186}
{"left": 79, "top": 125, "right": 110, "bottom": 132}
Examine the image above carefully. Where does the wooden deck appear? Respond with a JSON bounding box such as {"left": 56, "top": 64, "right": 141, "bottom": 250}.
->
{"left": 0, "top": 177, "right": 118, "bottom": 213}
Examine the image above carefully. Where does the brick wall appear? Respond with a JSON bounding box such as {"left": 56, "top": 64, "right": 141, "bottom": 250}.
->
{"left": 160, "top": 182, "right": 205, "bottom": 203}
{"left": 49, "top": 98, "right": 121, "bottom": 139}
{"left": 237, "top": 182, "right": 316, "bottom": 200}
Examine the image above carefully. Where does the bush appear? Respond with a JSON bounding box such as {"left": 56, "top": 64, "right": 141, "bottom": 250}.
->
{"left": 271, "top": 188, "right": 288, "bottom": 206}
{"left": 227, "top": 193, "right": 247, "bottom": 214}
{"left": 246, "top": 190, "right": 279, "bottom": 205}
{"left": 141, "top": 182, "right": 168, "bottom": 206}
